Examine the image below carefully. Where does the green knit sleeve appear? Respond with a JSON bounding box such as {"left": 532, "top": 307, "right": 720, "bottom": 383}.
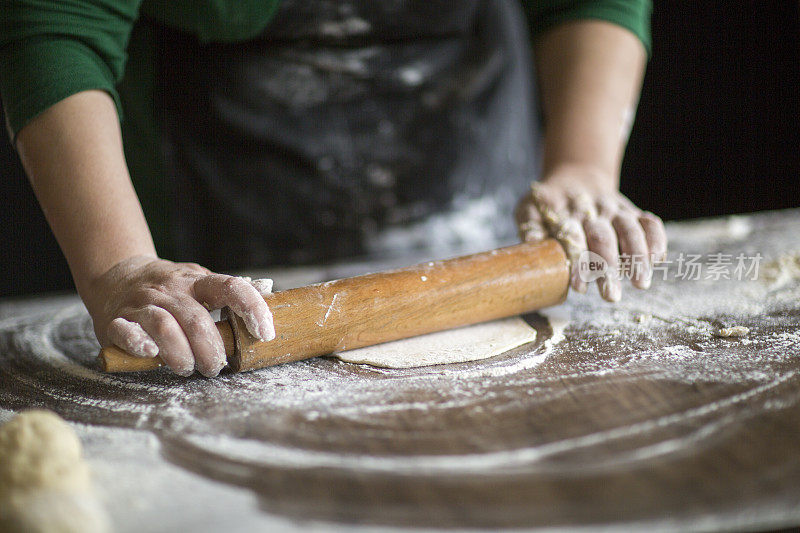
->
{"left": 521, "top": 0, "right": 652, "bottom": 56}
{"left": 0, "top": 0, "right": 142, "bottom": 139}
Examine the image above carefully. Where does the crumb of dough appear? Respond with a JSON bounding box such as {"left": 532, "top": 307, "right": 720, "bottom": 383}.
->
{"left": 715, "top": 326, "right": 750, "bottom": 338}
{"left": 250, "top": 278, "right": 274, "bottom": 295}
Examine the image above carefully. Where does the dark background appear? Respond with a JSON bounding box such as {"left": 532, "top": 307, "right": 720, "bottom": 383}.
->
{"left": 2, "top": 1, "right": 799, "bottom": 297}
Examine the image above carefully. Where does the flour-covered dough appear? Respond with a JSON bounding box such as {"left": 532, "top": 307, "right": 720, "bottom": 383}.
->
{"left": 0, "top": 410, "right": 90, "bottom": 497}
{"left": 0, "top": 491, "right": 111, "bottom": 533}
{"left": 0, "top": 410, "right": 110, "bottom": 533}
{"left": 333, "top": 317, "right": 537, "bottom": 368}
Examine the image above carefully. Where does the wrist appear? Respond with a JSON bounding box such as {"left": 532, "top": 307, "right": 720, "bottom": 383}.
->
{"left": 539, "top": 163, "right": 619, "bottom": 195}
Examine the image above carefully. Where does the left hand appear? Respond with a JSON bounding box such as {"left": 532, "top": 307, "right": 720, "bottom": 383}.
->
{"left": 515, "top": 172, "right": 667, "bottom": 302}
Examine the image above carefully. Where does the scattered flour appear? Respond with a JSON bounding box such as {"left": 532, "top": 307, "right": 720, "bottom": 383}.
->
{"left": 666, "top": 214, "right": 753, "bottom": 244}
{"left": 760, "top": 251, "right": 800, "bottom": 287}
{"left": 363, "top": 196, "right": 509, "bottom": 257}
{"left": 1, "top": 209, "right": 800, "bottom": 531}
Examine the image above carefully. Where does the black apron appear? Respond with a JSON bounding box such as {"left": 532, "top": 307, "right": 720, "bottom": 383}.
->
{"left": 158, "top": 0, "right": 539, "bottom": 271}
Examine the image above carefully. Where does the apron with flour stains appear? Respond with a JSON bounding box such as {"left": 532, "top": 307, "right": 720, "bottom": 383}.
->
{"left": 160, "top": 0, "right": 539, "bottom": 270}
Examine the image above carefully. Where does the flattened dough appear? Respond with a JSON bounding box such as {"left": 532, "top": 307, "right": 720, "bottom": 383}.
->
{"left": 333, "top": 317, "right": 537, "bottom": 368}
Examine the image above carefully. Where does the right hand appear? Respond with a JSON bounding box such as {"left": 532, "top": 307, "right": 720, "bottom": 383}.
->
{"left": 515, "top": 176, "right": 667, "bottom": 302}
{"left": 83, "top": 256, "right": 275, "bottom": 377}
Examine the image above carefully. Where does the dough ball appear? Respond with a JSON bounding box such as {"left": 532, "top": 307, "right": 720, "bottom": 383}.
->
{"left": 0, "top": 411, "right": 110, "bottom": 532}
{"left": 0, "top": 410, "right": 91, "bottom": 497}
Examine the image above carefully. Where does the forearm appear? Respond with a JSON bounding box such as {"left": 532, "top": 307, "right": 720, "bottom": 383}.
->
{"left": 14, "top": 90, "right": 156, "bottom": 298}
{"left": 535, "top": 20, "right": 646, "bottom": 190}
{"left": 13, "top": 90, "right": 274, "bottom": 378}
{"left": 518, "top": 23, "right": 665, "bottom": 301}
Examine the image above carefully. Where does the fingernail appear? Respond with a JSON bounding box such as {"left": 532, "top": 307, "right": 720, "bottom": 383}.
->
{"left": 603, "top": 278, "right": 621, "bottom": 302}
{"left": 241, "top": 311, "right": 262, "bottom": 340}
{"left": 610, "top": 284, "right": 621, "bottom": 302}
{"left": 201, "top": 360, "right": 226, "bottom": 378}
{"left": 240, "top": 310, "right": 275, "bottom": 342}
{"left": 208, "top": 351, "right": 227, "bottom": 376}
{"left": 176, "top": 367, "right": 194, "bottom": 377}
{"left": 260, "top": 313, "right": 276, "bottom": 342}
{"left": 640, "top": 269, "right": 652, "bottom": 289}
{"left": 218, "top": 346, "right": 228, "bottom": 365}
{"left": 638, "top": 262, "right": 652, "bottom": 289}
{"left": 142, "top": 340, "right": 159, "bottom": 358}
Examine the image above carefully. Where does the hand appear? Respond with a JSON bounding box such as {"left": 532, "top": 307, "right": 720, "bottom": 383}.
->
{"left": 515, "top": 172, "right": 667, "bottom": 302}
{"left": 83, "top": 256, "right": 275, "bottom": 377}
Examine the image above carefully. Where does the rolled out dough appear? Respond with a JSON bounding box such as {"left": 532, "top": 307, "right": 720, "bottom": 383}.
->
{"left": 333, "top": 317, "right": 537, "bottom": 368}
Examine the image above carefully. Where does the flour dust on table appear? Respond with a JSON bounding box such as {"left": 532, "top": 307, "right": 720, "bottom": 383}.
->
{"left": 2, "top": 210, "right": 800, "bottom": 531}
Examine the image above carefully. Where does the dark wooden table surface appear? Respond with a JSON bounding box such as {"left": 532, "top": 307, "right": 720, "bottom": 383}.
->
{"left": 2, "top": 209, "right": 799, "bottom": 532}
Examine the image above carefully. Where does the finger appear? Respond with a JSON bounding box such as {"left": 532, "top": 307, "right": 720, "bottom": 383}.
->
{"left": 584, "top": 217, "right": 621, "bottom": 302}
{"left": 127, "top": 305, "right": 194, "bottom": 376}
{"left": 564, "top": 191, "right": 596, "bottom": 294}
{"left": 531, "top": 182, "right": 569, "bottom": 231}
{"left": 595, "top": 195, "right": 619, "bottom": 219}
{"left": 159, "top": 297, "right": 227, "bottom": 377}
{"left": 193, "top": 275, "right": 276, "bottom": 341}
{"left": 107, "top": 317, "right": 159, "bottom": 358}
{"left": 515, "top": 194, "right": 549, "bottom": 242}
{"left": 530, "top": 185, "right": 593, "bottom": 292}
{"left": 639, "top": 211, "right": 668, "bottom": 262}
{"left": 567, "top": 190, "right": 598, "bottom": 222}
{"left": 613, "top": 212, "right": 652, "bottom": 289}
{"left": 559, "top": 217, "right": 589, "bottom": 293}
{"left": 531, "top": 182, "right": 568, "bottom": 212}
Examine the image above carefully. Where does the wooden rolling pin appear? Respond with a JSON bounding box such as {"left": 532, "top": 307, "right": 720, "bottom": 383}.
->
{"left": 99, "top": 239, "right": 569, "bottom": 373}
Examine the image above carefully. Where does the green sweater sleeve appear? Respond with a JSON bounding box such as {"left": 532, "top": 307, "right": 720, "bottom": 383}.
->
{"left": 0, "top": 1, "right": 283, "bottom": 140}
{"left": 521, "top": 0, "right": 652, "bottom": 55}
{"left": 0, "top": 0, "right": 143, "bottom": 139}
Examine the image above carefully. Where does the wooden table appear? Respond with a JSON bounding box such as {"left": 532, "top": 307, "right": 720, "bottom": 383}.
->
{"left": 2, "top": 209, "right": 799, "bottom": 532}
